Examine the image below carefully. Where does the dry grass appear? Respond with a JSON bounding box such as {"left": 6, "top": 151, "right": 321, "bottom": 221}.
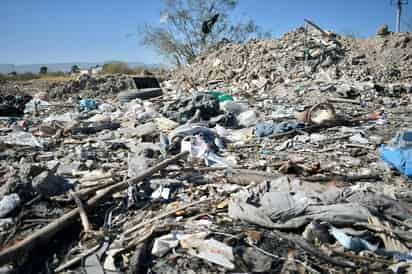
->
{"left": 0, "top": 73, "right": 73, "bottom": 82}
{"left": 38, "top": 74, "right": 72, "bottom": 81}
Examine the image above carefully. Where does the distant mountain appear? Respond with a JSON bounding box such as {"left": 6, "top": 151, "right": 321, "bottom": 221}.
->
{"left": 0, "top": 63, "right": 99, "bottom": 74}
{"left": 0, "top": 62, "right": 164, "bottom": 74}
{"left": 0, "top": 64, "right": 17, "bottom": 74}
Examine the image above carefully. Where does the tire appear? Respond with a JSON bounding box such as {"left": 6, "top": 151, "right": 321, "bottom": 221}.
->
{"left": 118, "top": 88, "right": 162, "bottom": 103}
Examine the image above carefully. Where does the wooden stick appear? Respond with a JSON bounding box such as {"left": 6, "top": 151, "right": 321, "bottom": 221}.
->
{"left": 122, "top": 197, "right": 213, "bottom": 237}
{"left": 78, "top": 173, "right": 113, "bottom": 184}
{"left": 327, "top": 98, "right": 360, "bottom": 105}
{"left": 0, "top": 151, "right": 189, "bottom": 265}
{"left": 63, "top": 139, "right": 96, "bottom": 145}
{"left": 332, "top": 250, "right": 393, "bottom": 265}
{"left": 165, "top": 166, "right": 228, "bottom": 172}
{"left": 274, "top": 231, "right": 356, "bottom": 268}
{"left": 304, "top": 174, "right": 381, "bottom": 182}
{"left": 114, "top": 227, "right": 156, "bottom": 257}
{"left": 54, "top": 244, "right": 101, "bottom": 273}
{"left": 345, "top": 144, "right": 374, "bottom": 150}
{"left": 74, "top": 181, "right": 117, "bottom": 199}
{"left": 69, "top": 190, "right": 91, "bottom": 233}
{"left": 304, "top": 19, "right": 330, "bottom": 36}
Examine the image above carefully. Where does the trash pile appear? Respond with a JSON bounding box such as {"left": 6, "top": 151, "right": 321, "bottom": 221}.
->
{"left": 176, "top": 21, "right": 412, "bottom": 90}
{"left": 1, "top": 21, "right": 412, "bottom": 274}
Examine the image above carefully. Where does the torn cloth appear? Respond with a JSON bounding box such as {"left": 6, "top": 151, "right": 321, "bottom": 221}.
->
{"left": 228, "top": 176, "right": 412, "bottom": 229}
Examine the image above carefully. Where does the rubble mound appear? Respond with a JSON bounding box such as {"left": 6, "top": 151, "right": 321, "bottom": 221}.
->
{"left": 48, "top": 74, "right": 136, "bottom": 99}
{"left": 176, "top": 26, "right": 412, "bottom": 90}
{"left": 0, "top": 74, "right": 137, "bottom": 99}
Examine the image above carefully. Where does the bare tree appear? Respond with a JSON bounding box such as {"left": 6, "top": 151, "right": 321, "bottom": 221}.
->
{"left": 71, "top": 65, "right": 80, "bottom": 74}
{"left": 141, "top": 0, "right": 269, "bottom": 66}
{"left": 39, "top": 66, "right": 48, "bottom": 75}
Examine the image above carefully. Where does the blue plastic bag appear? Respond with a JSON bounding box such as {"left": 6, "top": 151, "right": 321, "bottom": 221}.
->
{"left": 380, "top": 145, "right": 412, "bottom": 177}
{"left": 79, "top": 99, "right": 97, "bottom": 111}
{"left": 380, "top": 129, "right": 412, "bottom": 177}
{"left": 329, "top": 226, "right": 377, "bottom": 252}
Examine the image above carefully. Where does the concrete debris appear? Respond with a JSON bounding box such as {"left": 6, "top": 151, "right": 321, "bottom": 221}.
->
{"left": 176, "top": 24, "right": 412, "bottom": 87}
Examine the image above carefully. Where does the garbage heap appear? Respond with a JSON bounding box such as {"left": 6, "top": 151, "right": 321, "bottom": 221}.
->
{"left": 1, "top": 23, "right": 412, "bottom": 274}
{"left": 176, "top": 25, "right": 412, "bottom": 90}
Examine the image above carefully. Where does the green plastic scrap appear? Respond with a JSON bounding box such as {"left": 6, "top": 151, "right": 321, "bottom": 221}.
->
{"left": 209, "top": 90, "right": 234, "bottom": 102}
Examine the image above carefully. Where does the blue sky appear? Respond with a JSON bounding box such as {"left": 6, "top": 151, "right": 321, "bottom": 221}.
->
{"left": 1, "top": 0, "right": 411, "bottom": 65}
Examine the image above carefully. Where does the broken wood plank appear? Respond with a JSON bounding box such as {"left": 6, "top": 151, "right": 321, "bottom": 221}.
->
{"left": 69, "top": 190, "right": 91, "bottom": 233}
{"left": 304, "top": 19, "right": 329, "bottom": 36}
{"left": 327, "top": 97, "right": 361, "bottom": 105}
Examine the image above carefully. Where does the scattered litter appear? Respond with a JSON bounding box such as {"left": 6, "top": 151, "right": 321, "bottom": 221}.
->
{"left": 1, "top": 19, "right": 412, "bottom": 274}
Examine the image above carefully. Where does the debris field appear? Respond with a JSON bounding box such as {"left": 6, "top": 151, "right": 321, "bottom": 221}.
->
{"left": 1, "top": 22, "right": 412, "bottom": 273}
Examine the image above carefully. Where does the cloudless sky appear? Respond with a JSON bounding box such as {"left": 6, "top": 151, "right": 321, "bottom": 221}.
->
{"left": 1, "top": 0, "right": 411, "bottom": 65}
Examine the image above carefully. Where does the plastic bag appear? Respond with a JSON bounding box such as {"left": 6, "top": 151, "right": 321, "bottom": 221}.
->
{"left": 79, "top": 99, "right": 98, "bottom": 111}
{"left": 380, "top": 129, "right": 412, "bottom": 177}
{"left": 0, "top": 194, "right": 21, "bottom": 218}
